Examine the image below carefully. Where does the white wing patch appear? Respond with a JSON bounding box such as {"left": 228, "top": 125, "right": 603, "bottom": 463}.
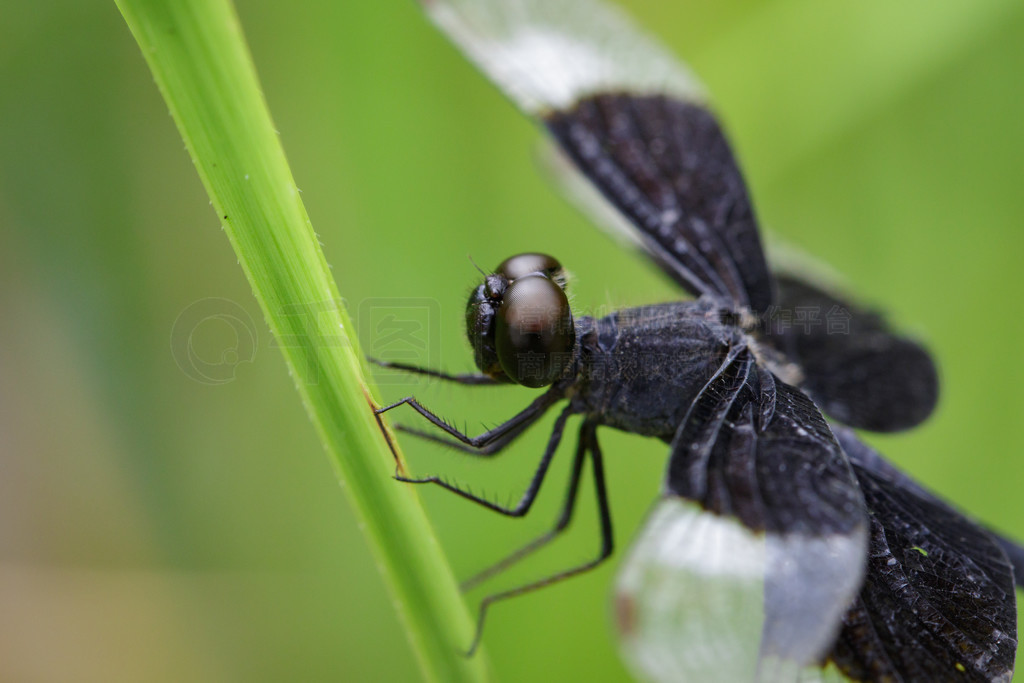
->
{"left": 760, "top": 532, "right": 866, "bottom": 675}
{"left": 423, "top": 0, "right": 706, "bottom": 113}
{"left": 615, "top": 499, "right": 765, "bottom": 682}
{"left": 615, "top": 498, "right": 864, "bottom": 683}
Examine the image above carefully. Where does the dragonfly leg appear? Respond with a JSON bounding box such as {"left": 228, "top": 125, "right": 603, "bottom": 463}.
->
{"left": 460, "top": 419, "right": 590, "bottom": 591}
{"left": 376, "top": 384, "right": 564, "bottom": 457}
{"left": 464, "top": 421, "right": 613, "bottom": 656}
{"left": 368, "top": 357, "right": 498, "bottom": 385}
{"left": 397, "top": 406, "right": 575, "bottom": 518}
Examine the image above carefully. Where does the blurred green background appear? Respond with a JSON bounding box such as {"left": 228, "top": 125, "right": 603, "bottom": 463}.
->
{"left": 1, "top": 1, "right": 1022, "bottom": 681}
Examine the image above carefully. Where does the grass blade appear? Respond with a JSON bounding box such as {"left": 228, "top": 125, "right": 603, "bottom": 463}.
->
{"left": 114, "top": 1, "right": 490, "bottom": 680}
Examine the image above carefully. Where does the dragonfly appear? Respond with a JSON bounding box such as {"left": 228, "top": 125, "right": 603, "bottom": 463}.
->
{"left": 373, "top": 1, "right": 1023, "bottom": 680}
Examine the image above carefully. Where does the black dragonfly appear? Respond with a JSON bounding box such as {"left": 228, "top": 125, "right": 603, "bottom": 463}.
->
{"left": 373, "top": 1, "right": 1023, "bottom": 680}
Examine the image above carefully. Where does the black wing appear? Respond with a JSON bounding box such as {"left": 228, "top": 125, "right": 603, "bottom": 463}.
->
{"left": 546, "top": 93, "right": 773, "bottom": 312}
{"left": 615, "top": 347, "right": 869, "bottom": 681}
{"left": 834, "top": 424, "right": 1024, "bottom": 589}
{"left": 420, "top": 0, "right": 774, "bottom": 313}
{"left": 831, "top": 429, "right": 1017, "bottom": 682}
{"left": 766, "top": 273, "right": 939, "bottom": 432}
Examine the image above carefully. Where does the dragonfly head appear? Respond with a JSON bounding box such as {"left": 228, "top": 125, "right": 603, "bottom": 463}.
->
{"left": 465, "top": 253, "right": 575, "bottom": 388}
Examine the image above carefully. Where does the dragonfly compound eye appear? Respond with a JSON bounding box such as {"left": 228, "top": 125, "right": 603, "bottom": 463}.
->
{"left": 495, "top": 273, "right": 575, "bottom": 387}
{"left": 496, "top": 252, "right": 565, "bottom": 283}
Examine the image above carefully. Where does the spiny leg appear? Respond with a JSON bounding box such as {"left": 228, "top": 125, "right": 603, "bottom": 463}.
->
{"left": 398, "top": 405, "right": 575, "bottom": 517}
{"left": 461, "top": 421, "right": 589, "bottom": 591}
{"left": 368, "top": 357, "right": 499, "bottom": 385}
{"left": 395, "top": 417, "right": 533, "bottom": 456}
{"left": 465, "top": 422, "right": 614, "bottom": 656}
{"left": 376, "top": 384, "right": 564, "bottom": 457}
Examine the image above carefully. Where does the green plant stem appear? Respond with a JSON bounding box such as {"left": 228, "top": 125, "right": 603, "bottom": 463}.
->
{"left": 114, "top": 1, "right": 490, "bottom": 680}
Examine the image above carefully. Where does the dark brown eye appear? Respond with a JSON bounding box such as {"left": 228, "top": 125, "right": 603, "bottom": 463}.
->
{"left": 496, "top": 253, "right": 564, "bottom": 283}
{"left": 495, "top": 274, "right": 575, "bottom": 387}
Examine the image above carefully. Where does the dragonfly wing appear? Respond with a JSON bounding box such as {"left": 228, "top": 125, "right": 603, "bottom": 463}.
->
{"left": 833, "top": 425, "right": 1024, "bottom": 588}
{"left": 419, "top": 0, "right": 774, "bottom": 312}
{"left": 828, "top": 428, "right": 1017, "bottom": 682}
{"left": 767, "top": 273, "right": 939, "bottom": 432}
{"left": 615, "top": 351, "right": 868, "bottom": 682}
